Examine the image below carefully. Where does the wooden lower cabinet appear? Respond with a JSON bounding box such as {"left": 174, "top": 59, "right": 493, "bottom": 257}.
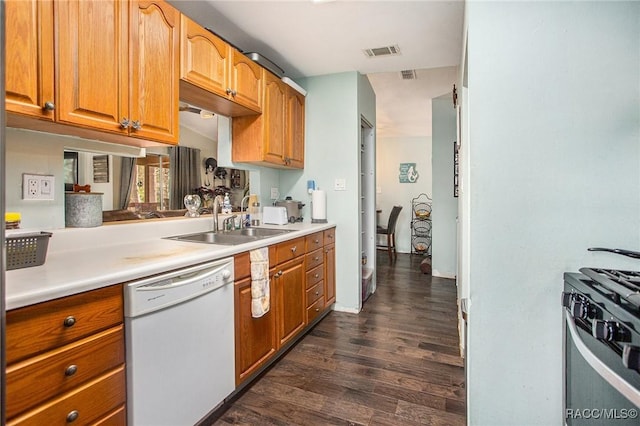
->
{"left": 5, "top": 285, "right": 126, "bottom": 424}
{"left": 274, "top": 256, "right": 306, "bottom": 348}
{"left": 234, "top": 276, "right": 277, "bottom": 385}
{"left": 233, "top": 228, "right": 336, "bottom": 387}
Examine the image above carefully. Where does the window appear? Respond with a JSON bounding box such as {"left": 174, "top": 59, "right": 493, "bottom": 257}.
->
{"left": 129, "top": 154, "right": 170, "bottom": 212}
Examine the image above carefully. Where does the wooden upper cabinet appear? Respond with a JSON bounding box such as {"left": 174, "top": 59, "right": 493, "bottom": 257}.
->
{"left": 262, "top": 72, "right": 287, "bottom": 165}
{"left": 129, "top": 0, "right": 180, "bottom": 143}
{"left": 5, "top": 0, "right": 55, "bottom": 120}
{"left": 286, "top": 86, "right": 305, "bottom": 169}
{"left": 180, "top": 14, "right": 230, "bottom": 98}
{"left": 56, "top": 0, "right": 129, "bottom": 134}
{"left": 53, "top": 0, "right": 179, "bottom": 144}
{"left": 230, "top": 50, "right": 263, "bottom": 113}
{"left": 232, "top": 72, "right": 305, "bottom": 169}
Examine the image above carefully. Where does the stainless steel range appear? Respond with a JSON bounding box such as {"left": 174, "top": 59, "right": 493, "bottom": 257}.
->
{"left": 563, "top": 256, "right": 640, "bottom": 425}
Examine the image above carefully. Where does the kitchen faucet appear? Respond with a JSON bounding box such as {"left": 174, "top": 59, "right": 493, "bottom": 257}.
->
{"left": 240, "top": 195, "right": 250, "bottom": 228}
{"left": 222, "top": 215, "right": 237, "bottom": 231}
{"left": 212, "top": 195, "right": 223, "bottom": 233}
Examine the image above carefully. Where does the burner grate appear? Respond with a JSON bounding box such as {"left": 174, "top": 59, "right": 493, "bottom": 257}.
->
{"left": 579, "top": 268, "right": 640, "bottom": 309}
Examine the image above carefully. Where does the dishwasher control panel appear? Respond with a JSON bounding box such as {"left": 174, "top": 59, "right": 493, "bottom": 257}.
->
{"left": 124, "top": 258, "right": 234, "bottom": 317}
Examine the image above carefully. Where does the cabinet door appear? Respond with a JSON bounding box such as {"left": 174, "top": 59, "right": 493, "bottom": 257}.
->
{"left": 5, "top": 0, "right": 54, "bottom": 120}
{"left": 324, "top": 243, "right": 336, "bottom": 307}
{"left": 56, "top": 0, "right": 128, "bottom": 133}
{"left": 129, "top": 0, "right": 180, "bottom": 144}
{"left": 286, "top": 87, "right": 305, "bottom": 169}
{"left": 263, "top": 72, "right": 286, "bottom": 165}
{"left": 234, "top": 277, "right": 277, "bottom": 386}
{"left": 180, "top": 14, "right": 229, "bottom": 98}
{"left": 230, "top": 50, "right": 262, "bottom": 113}
{"left": 274, "top": 257, "right": 306, "bottom": 348}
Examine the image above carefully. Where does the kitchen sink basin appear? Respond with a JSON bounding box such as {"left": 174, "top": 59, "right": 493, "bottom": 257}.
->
{"left": 227, "top": 227, "right": 294, "bottom": 238}
{"left": 165, "top": 228, "right": 293, "bottom": 245}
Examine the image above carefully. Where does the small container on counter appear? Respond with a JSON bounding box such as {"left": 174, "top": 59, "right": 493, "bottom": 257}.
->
{"left": 249, "top": 202, "right": 261, "bottom": 226}
{"left": 5, "top": 212, "right": 21, "bottom": 230}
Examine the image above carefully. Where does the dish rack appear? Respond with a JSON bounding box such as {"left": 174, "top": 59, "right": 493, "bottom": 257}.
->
{"left": 5, "top": 231, "right": 53, "bottom": 270}
{"left": 410, "top": 193, "right": 432, "bottom": 256}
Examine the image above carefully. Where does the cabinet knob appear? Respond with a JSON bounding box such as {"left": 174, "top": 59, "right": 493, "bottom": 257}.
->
{"left": 314, "top": 239, "right": 320, "bottom": 244}
{"left": 66, "top": 410, "right": 79, "bottom": 423}
{"left": 314, "top": 257, "right": 320, "bottom": 261}
{"left": 226, "top": 88, "right": 237, "bottom": 96}
{"left": 314, "top": 273, "right": 319, "bottom": 278}
{"left": 328, "top": 234, "right": 334, "bottom": 239}
{"left": 63, "top": 316, "right": 76, "bottom": 327}
{"left": 131, "top": 120, "right": 142, "bottom": 131}
{"left": 291, "top": 246, "right": 297, "bottom": 253}
{"left": 315, "top": 308, "right": 320, "bottom": 312}
{"left": 274, "top": 270, "right": 283, "bottom": 278}
{"left": 315, "top": 291, "right": 319, "bottom": 295}
{"left": 64, "top": 364, "right": 78, "bottom": 377}
{"left": 120, "top": 118, "right": 130, "bottom": 129}
{"left": 43, "top": 101, "right": 55, "bottom": 111}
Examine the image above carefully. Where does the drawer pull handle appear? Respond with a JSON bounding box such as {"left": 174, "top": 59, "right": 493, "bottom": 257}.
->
{"left": 315, "top": 308, "right": 320, "bottom": 312}
{"left": 63, "top": 316, "right": 76, "bottom": 327}
{"left": 315, "top": 291, "right": 319, "bottom": 295}
{"left": 315, "top": 239, "right": 320, "bottom": 244}
{"left": 314, "top": 273, "right": 319, "bottom": 278}
{"left": 291, "top": 246, "right": 297, "bottom": 253}
{"left": 314, "top": 257, "right": 320, "bottom": 261}
{"left": 65, "top": 365, "right": 78, "bottom": 377}
{"left": 66, "top": 410, "right": 79, "bottom": 423}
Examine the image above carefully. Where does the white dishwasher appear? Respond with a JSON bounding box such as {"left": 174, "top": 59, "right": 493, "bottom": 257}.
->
{"left": 124, "top": 257, "right": 235, "bottom": 426}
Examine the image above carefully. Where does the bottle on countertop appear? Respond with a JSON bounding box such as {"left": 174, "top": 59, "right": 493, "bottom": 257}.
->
{"left": 222, "top": 193, "right": 232, "bottom": 214}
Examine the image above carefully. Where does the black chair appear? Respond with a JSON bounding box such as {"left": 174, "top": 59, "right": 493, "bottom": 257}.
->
{"left": 377, "top": 205, "right": 403, "bottom": 261}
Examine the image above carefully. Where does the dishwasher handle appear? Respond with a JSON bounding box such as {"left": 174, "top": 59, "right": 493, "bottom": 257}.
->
{"left": 137, "top": 262, "right": 232, "bottom": 291}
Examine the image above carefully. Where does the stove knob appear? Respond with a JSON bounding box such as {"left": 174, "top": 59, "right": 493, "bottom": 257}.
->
{"left": 561, "top": 292, "right": 573, "bottom": 308}
{"left": 622, "top": 345, "right": 640, "bottom": 372}
{"left": 592, "top": 320, "right": 616, "bottom": 341}
{"left": 570, "top": 299, "right": 592, "bottom": 319}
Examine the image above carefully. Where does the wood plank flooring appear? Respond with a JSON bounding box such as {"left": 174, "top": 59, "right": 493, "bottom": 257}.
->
{"left": 212, "top": 253, "right": 465, "bottom": 425}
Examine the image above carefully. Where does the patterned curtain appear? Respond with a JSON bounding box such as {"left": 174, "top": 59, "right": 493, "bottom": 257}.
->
{"left": 169, "top": 146, "right": 201, "bottom": 210}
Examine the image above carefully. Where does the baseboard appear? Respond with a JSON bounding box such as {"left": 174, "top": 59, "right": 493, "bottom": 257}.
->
{"left": 432, "top": 269, "right": 456, "bottom": 279}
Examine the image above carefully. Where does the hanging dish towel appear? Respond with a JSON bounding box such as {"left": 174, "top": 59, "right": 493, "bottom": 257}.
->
{"left": 250, "top": 247, "right": 270, "bottom": 318}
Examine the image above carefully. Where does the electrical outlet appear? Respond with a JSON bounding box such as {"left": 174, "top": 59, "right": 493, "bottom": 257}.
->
{"left": 334, "top": 178, "right": 346, "bottom": 191}
{"left": 23, "top": 174, "right": 55, "bottom": 200}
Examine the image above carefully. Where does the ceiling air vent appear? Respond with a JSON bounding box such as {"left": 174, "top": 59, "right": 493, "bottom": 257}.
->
{"left": 363, "top": 44, "right": 401, "bottom": 58}
{"left": 401, "top": 70, "right": 417, "bottom": 80}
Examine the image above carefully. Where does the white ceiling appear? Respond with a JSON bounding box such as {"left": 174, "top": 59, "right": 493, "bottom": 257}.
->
{"left": 173, "top": 0, "right": 464, "bottom": 138}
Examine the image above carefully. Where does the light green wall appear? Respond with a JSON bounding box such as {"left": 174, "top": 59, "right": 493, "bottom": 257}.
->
{"left": 280, "top": 71, "right": 375, "bottom": 312}
{"left": 465, "top": 2, "right": 640, "bottom": 424}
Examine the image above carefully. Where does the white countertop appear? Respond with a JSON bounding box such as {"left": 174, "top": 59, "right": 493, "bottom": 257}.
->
{"left": 5, "top": 217, "right": 335, "bottom": 310}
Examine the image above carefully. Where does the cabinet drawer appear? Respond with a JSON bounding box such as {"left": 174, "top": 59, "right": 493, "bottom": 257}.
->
{"left": 306, "top": 281, "right": 324, "bottom": 307}
{"left": 6, "top": 285, "right": 123, "bottom": 364}
{"left": 305, "top": 248, "right": 323, "bottom": 271}
{"left": 306, "top": 297, "right": 325, "bottom": 324}
{"left": 305, "top": 232, "right": 324, "bottom": 252}
{"left": 306, "top": 264, "right": 324, "bottom": 289}
{"left": 275, "top": 237, "right": 304, "bottom": 264}
{"left": 7, "top": 366, "right": 126, "bottom": 426}
{"left": 234, "top": 252, "right": 251, "bottom": 280}
{"left": 92, "top": 405, "right": 126, "bottom": 426}
{"left": 6, "top": 326, "right": 125, "bottom": 419}
{"left": 323, "top": 227, "right": 335, "bottom": 245}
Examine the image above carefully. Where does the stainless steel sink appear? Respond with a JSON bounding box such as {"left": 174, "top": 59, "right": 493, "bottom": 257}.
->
{"left": 228, "top": 227, "right": 293, "bottom": 238}
{"left": 165, "top": 228, "right": 293, "bottom": 245}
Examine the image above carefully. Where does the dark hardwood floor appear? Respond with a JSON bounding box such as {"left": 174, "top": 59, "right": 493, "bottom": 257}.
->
{"left": 213, "top": 252, "right": 465, "bottom": 425}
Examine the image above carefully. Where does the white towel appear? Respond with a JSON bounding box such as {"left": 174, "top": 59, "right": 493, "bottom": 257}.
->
{"left": 250, "top": 247, "right": 270, "bottom": 318}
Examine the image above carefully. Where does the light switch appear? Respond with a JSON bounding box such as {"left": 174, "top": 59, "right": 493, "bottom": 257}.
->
{"left": 334, "top": 178, "right": 346, "bottom": 191}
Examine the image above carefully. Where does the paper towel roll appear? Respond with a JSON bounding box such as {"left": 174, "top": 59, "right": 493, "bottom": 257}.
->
{"left": 311, "top": 189, "right": 327, "bottom": 223}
